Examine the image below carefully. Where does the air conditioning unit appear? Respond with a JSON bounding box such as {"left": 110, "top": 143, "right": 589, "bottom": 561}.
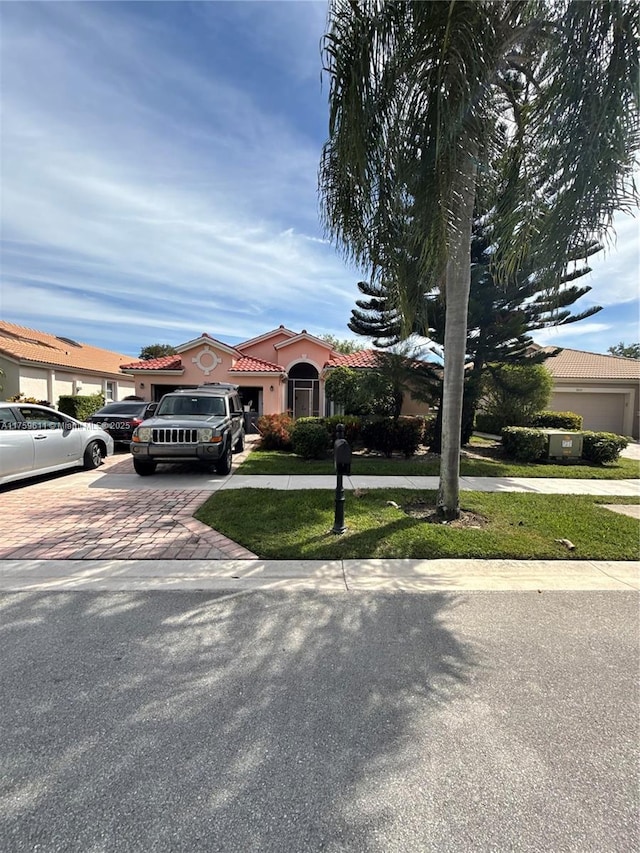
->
{"left": 541, "top": 429, "right": 583, "bottom": 459}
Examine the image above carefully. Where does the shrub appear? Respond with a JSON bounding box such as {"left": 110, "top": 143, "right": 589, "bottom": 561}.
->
{"left": 582, "top": 431, "right": 629, "bottom": 464}
{"left": 475, "top": 413, "right": 506, "bottom": 435}
{"left": 420, "top": 414, "right": 439, "bottom": 449}
{"left": 482, "top": 363, "right": 553, "bottom": 430}
{"left": 6, "top": 393, "right": 49, "bottom": 405}
{"left": 531, "top": 411, "right": 583, "bottom": 430}
{"left": 58, "top": 393, "right": 105, "bottom": 420}
{"left": 394, "top": 417, "right": 424, "bottom": 458}
{"left": 360, "top": 416, "right": 423, "bottom": 457}
{"left": 501, "top": 427, "right": 547, "bottom": 462}
{"left": 323, "top": 415, "right": 362, "bottom": 445}
{"left": 361, "top": 418, "right": 397, "bottom": 457}
{"left": 291, "top": 420, "right": 331, "bottom": 459}
{"left": 257, "top": 413, "right": 294, "bottom": 450}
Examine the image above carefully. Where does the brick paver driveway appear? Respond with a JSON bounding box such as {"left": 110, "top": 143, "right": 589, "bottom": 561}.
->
{"left": 0, "top": 452, "right": 257, "bottom": 561}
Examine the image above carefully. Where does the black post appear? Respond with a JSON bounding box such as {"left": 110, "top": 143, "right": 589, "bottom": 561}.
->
{"left": 332, "top": 470, "right": 346, "bottom": 534}
{"left": 332, "top": 423, "right": 347, "bottom": 534}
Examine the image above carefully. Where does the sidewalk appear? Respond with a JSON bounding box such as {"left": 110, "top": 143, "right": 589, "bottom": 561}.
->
{"left": 222, "top": 473, "right": 640, "bottom": 496}
{"left": 1, "top": 439, "right": 637, "bottom": 593}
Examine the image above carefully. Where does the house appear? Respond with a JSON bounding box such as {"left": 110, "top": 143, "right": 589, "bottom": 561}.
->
{"left": 120, "top": 325, "right": 432, "bottom": 420}
{"left": 0, "top": 321, "right": 136, "bottom": 405}
{"left": 541, "top": 346, "right": 640, "bottom": 439}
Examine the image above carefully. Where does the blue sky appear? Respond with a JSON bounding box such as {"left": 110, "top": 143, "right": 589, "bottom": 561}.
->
{"left": 1, "top": 1, "right": 638, "bottom": 359}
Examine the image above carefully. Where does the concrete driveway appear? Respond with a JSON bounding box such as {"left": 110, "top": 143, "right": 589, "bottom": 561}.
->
{"left": 0, "top": 452, "right": 257, "bottom": 561}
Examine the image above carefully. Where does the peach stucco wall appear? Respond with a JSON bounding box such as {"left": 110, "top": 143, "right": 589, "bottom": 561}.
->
{"left": 238, "top": 332, "right": 292, "bottom": 365}
{"left": 273, "top": 339, "right": 332, "bottom": 374}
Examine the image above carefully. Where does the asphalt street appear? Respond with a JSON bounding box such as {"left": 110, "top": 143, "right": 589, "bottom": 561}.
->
{"left": 1, "top": 590, "right": 638, "bottom": 852}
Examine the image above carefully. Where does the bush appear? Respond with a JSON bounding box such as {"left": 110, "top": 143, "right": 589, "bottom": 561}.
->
{"left": 531, "top": 411, "right": 583, "bottom": 430}
{"left": 582, "top": 431, "right": 629, "bottom": 464}
{"left": 360, "top": 416, "right": 423, "bottom": 457}
{"left": 475, "top": 413, "right": 506, "bottom": 435}
{"left": 6, "top": 393, "right": 50, "bottom": 406}
{"left": 323, "top": 415, "right": 362, "bottom": 445}
{"left": 482, "top": 363, "right": 553, "bottom": 430}
{"left": 58, "top": 393, "right": 105, "bottom": 420}
{"left": 291, "top": 420, "right": 331, "bottom": 459}
{"left": 361, "top": 418, "right": 397, "bottom": 457}
{"left": 420, "top": 414, "right": 439, "bottom": 449}
{"left": 257, "top": 413, "right": 294, "bottom": 450}
{"left": 394, "top": 417, "right": 424, "bottom": 458}
{"left": 501, "top": 427, "right": 546, "bottom": 462}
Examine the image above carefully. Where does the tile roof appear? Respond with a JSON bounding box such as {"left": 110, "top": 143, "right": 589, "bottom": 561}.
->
{"left": 120, "top": 355, "right": 183, "bottom": 371}
{"left": 541, "top": 347, "right": 640, "bottom": 380}
{"left": 328, "top": 349, "right": 381, "bottom": 368}
{"left": 0, "top": 321, "right": 134, "bottom": 377}
{"left": 228, "top": 356, "right": 284, "bottom": 373}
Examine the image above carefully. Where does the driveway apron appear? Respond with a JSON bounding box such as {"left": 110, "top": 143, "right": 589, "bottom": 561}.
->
{"left": 0, "top": 454, "right": 257, "bottom": 561}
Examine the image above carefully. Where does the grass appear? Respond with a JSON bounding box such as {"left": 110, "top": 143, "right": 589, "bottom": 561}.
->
{"left": 195, "top": 489, "right": 640, "bottom": 561}
{"left": 237, "top": 447, "right": 640, "bottom": 480}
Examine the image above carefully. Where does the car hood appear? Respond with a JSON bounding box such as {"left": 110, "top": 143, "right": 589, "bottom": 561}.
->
{"left": 140, "top": 415, "right": 228, "bottom": 429}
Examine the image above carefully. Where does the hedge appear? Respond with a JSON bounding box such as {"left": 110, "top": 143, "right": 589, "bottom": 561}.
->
{"left": 58, "top": 394, "right": 105, "bottom": 420}
{"left": 501, "top": 427, "right": 547, "bottom": 462}
{"left": 531, "top": 411, "right": 583, "bottom": 430}
{"left": 475, "top": 413, "right": 506, "bottom": 436}
{"left": 257, "top": 413, "right": 294, "bottom": 450}
{"left": 322, "top": 415, "right": 362, "bottom": 445}
{"left": 291, "top": 420, "right": 331, "bottom": 459}
{"left": 361, "top": 416, "right": 424, "bottom": 458}
{"left": 581, "top": 431, "right": 629, "bottom": 464}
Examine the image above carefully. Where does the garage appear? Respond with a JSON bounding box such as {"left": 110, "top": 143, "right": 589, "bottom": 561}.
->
{"left": 550, "top": 391, "right": 627, "bottom": 435}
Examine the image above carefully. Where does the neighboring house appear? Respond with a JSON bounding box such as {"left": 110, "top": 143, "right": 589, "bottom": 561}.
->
{"left": 120, "top": 325, "right": 432, "bottom": 420}
{"left": 0, "top": 321, "right": 136, "bottom": 405}
{"left": 540, "top": 346, "right": 639, "bottom": 439}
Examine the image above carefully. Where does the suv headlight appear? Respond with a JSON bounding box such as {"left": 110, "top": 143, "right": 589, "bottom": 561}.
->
{"left": 134, "top": 427, "right": 152, "bottom": 442}
{"left": 198, "top": 428, "right": 222, "bottom": 443}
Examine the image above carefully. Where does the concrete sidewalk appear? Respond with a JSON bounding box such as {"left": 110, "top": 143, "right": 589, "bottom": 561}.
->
{"left": 222, "top": 473, "right": 640, "bottom": 496}
{"left": 1, "top": 557, "right": 638, "bottom": 592}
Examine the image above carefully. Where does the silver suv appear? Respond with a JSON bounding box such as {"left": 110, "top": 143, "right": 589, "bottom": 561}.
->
{"left": 130, "top": 383, "right": 245, "bottom": 476}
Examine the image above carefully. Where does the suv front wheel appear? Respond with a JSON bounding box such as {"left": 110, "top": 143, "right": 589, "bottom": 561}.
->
{"left": 216, "top": 441, "right": 233, "bottom": 475}
{"left": 133, "top": 459, "right": 157, "bottom": 476}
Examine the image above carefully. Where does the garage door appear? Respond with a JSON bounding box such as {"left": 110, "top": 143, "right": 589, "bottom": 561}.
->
{"left": 550, "top": 392, "right": 626, "bottom": 434}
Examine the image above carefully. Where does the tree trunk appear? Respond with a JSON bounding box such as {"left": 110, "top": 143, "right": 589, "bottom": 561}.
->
{"left": 437, "top": 151, "right": 478, "bottom": 519}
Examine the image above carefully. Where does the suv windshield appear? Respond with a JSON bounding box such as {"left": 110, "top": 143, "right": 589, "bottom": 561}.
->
{"left": 155, "top": 395, "right": 226, "bottom": 417}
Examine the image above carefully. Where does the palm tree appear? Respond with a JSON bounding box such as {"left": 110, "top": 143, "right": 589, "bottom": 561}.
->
{"left": 319, "top": 0, "right": 638, "bottom": 518}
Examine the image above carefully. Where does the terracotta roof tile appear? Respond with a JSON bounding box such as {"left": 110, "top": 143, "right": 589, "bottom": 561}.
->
{"left": 229, "top": 356, "right": 284, "bottom": 373}
{"left": 328, "top": 349, "right": 381, "bottom": 368}
{"left": 120, "top": 355, "right": 183, "bottom": 371}
{"left": 542, "top": 347, "right": 640, "bottom": 380}
{"left": 0, "top": 321, "right": 134, "bottom": 378}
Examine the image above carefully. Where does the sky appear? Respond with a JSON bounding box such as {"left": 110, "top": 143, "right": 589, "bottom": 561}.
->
{"left": 1, "top": 1, "right": 638, "bottom": 360}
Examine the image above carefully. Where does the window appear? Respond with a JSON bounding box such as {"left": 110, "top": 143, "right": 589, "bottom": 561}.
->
{"left": 105, "top": 381, "right": 116, "bottom": 402}
{"left": 18, "top": 407, "right": 68, "bottom": 430}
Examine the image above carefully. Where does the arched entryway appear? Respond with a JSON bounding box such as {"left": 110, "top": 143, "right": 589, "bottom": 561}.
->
{"left": 288, "top": 362, "right": 320, "bottom": 419}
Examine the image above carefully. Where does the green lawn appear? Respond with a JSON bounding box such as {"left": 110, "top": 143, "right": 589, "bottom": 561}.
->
{"left": 195, "top": 489, "right": 640, "bottom": 561}
{"left": 238, "top": 447, "right": 640, "bottom": 479}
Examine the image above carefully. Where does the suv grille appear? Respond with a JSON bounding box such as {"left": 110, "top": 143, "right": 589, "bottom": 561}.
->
{"left": 152, "top": 428, "right": 199, "bottom": 444}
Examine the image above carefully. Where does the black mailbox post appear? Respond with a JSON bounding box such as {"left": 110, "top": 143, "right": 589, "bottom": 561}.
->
{"left": 332, "top": 423, "right": 352, "bottom": 534}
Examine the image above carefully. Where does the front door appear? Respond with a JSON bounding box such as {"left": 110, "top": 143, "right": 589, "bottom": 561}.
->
{"left": 294, "top": 389, "right": 311, "bottom": 419}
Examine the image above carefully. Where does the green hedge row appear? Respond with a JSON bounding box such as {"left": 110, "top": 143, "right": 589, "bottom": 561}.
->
{"left": 477, "top": 409, "right": 584, "bottom": 434}
{"left": 58, "top": 394, "right": 105, "bottom": 420}
{"left": 502, "top": 427, "right": 628, "bottom": 464}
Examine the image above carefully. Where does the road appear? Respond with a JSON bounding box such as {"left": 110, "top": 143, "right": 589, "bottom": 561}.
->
{"left": 1, "top": 590, "right": 637, "bottom": 852}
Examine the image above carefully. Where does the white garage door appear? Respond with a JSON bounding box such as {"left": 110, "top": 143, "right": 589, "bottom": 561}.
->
{"left": 550, "top": 392, "right": 626, "bottom": 434}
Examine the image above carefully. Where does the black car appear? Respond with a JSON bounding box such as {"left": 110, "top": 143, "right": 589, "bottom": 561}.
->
{"left": 87, "top": 401, "right": 150, "bottom": 445}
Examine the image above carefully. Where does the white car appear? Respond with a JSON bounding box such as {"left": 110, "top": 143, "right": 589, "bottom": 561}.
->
{"left": 0, "top": 402, "right": 114, "bottom": 486}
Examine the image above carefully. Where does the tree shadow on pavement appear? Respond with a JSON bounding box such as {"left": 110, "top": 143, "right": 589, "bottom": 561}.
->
{"left": 0, "top": 589, "right": 479, "bottom": 851}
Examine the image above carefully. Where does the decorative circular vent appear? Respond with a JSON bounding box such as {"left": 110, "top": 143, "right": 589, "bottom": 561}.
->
{"left": 192, "top": 346, "right": 222, "bottom": 376}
